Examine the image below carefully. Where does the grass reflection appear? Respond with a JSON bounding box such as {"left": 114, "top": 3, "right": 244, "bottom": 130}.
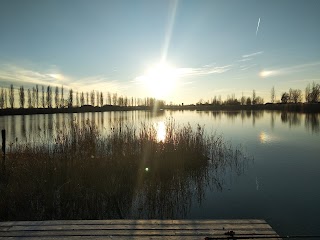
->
{"left": 0, "top": 119, "right": 250, "bottom": 220}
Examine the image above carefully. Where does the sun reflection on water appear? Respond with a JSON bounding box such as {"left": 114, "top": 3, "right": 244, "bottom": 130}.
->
{"left": 259, "top": 131, "right": 271, "bottom": 144}
{"left": 156, "top": 121, "right": 166, "bottom": 142}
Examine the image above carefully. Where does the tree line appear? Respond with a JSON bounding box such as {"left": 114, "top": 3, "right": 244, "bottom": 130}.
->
{"left": 197, "top": 89, "right": 264, "bottom": 106}
{"left": 196, "top": 82, "right": 320, "bottom": 106}
{"left": 0, "top": 84, "right": 166, "bottom": 109}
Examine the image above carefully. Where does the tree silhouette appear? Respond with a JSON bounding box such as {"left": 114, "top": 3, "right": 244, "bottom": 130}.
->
{"left": 252, "top": 90, "right": 256, "bottom": 105}
{"left": 290, "top": 89, "right": 302, "bottom": 103}
{"left": 19, "top": 86, "right": 25, "bottom": 108}
{"left": 0, "top": 89, "right": 4, "bottom": 109}
{"left": 306, "top": 82, "right": 320, "bottom": 103}
{"left": 76, "top": 91, "right": 79, "bottom": 107}
{"left": 80, "top": 92, "right": 84, "bottom": 106}
{"left": 41, "top": 86, "right": 45, "bottom": 108}
{"left": 27, "top": 89, "right": 32, "bottom": 108}
{"left": 281, "top": 92, "right": 290, "bottom": 103}
{"left": 68, "top": 89, "right": 73, "bottom": 108}
{"left": 271, "top": 86, "right": 275, "bottom": 103}
{"left": 90, "top": 90, "right": 95, "bottom": 106}
{"left": 9, "top": 84, "right": 14, "bottom": 108}
{"left": 46, "top": 86, "right": 52, "bottom": 108}
{"left": 60, "top": 86, "right": 64, "bottom": 108}
{"left": 31, "top": 87, "right": 35, "bottom": 107}
{"left": 36, "top": 85, "right": 39, "bottom": 108}
{"left": 100, "top": 92, "right": 104, "bottom": 106}
{"left": 54, "top": 86, "right": 59, "bottom": 108}
{"left": 246, "top": 97, "right": 251, "bottom": 105}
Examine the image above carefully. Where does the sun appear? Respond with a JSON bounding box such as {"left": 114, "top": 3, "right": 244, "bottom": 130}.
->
{"left": 142, "top": 62, "right": 177, "bottom": 99}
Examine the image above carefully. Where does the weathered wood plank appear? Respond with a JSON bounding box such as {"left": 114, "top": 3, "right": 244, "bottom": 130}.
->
{"left": 0, "top": 219, "right": 267, "bottom": 227}
{"left": 0, "top": 219, "right": 280, "bottom": 240}
{"left": 0, "top": 237, "right": 282, "bottom": 240}
{"left": 4, "top": 223, "right": 273, "bottom": 231}
{"left": 0, "top": 230, "right": 278, "bottom": 237}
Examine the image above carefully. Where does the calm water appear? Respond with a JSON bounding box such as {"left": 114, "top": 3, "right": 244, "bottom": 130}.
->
{"left": 1, "top": 110, "right": 319, "bottom": 236}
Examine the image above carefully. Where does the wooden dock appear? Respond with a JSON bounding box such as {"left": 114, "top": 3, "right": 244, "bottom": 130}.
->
{"left": 0, "top": 219, "right": 281, "bottom": 239}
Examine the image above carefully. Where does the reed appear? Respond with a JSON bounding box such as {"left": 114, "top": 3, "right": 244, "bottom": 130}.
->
{"left": 0, "top": 119, "right": 249, "bottom": 220}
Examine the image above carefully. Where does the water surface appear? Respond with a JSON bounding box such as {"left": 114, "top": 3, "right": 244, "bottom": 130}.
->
{"left": 0, "top": 110, "right": 319, "bottom": 236}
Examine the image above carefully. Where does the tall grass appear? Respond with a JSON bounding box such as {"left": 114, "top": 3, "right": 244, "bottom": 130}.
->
{"left": 0, "top": 119, "right": 250, "bottom": 220}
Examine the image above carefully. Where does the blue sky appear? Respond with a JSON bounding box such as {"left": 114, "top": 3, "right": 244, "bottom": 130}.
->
{"left": 1, "top": 0, "right": 320, "bottom": 104}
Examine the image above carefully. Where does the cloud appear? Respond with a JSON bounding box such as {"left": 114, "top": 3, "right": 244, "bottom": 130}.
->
{"left": 240, "top": 64, "right": 257, "bottom": 71}
{"left": 238, "top": 58, "right": 253, "bottom": 62}
{"left": 260, "top": 61, "right": 320, "bottom": 78}
{"left": 0, "top": 63, "right": 123, "bottom": 94}
{"left": 178, "top": 64, "right": 232, "bottom": 76}
{"left": 0, "top": 64, "right": 67, "bottom": 88}
{"left": 256, "top": 17, "right": 261, "bottom": 36}
{"left": 242, "top": 51, "right": 264, "bottom": 58}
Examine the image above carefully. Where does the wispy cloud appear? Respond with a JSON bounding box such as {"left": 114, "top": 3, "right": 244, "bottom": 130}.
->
{"left": 242, "top": 51, "right": 264, "bottom": 58}
{"left": 256, "top": 17, "right": 261, "bottom": 36}
{"left": 178, "top": 64, "right": 232, "bottom": 76}
{"left": 240, "top": 64, "right": 258, "bottom": 71}
{"left": 238, "top": 58, "right": 253, "bottom": 62}
{"left": 0, "top": 64, "right": 66, "bottom": 88}
{"left": 260, "top": 61, "right": 320, "bottom": 78}
{"left": 0, "top": 63, "right": 123, "bottom": 93}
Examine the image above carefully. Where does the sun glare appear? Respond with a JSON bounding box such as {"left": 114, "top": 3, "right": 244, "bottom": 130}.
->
{"left": 155, "top": 121, "right": 166, "bottom": 142}
{"left": 142, "top": 62, "right": 177, "bottom": 98}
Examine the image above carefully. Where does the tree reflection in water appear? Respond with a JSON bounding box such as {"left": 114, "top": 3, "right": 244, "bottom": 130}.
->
{"left": 0, "top": 119, "right": 250, "bottom": 220}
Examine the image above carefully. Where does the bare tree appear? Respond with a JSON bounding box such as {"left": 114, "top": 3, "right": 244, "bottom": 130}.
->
{"left": 100, "top": 92, "right": 104, "bottom": 106}
{"left": 240, "top": 96, "right": 246, "bottom": 105}
{"left": 54, "top": 86, "right": 59, "bottom": 108}
{"left": 0, "top": 88, "right": 4, "bottom": 109}
{"left": 112, "top": 93, "right": 117, "bottom": 105}
{"left": 252, "top": 90, "right": 256, "bottom": 105}
{"left": 307, "top": 82, "right": 320, "bottom": 103}
{"left": 19, "top": 86, "right": 25, "bottom": 108}
{"left": 76, "top": 91, "right": 79, "bottom": 107}
{"left": 27, "top": 89, "right": 32, "bottom": 108}
{"left": 46, "top": 86, "right": 52, "bottom": 108}
{"left": 4, "top": 89, "right": 8, "bottom": 108}
{"left": 41, "top": 86, "right": 45, "bottom": 108}
{"left": 32, "top": 87, "right": 36, "bottom": 107}
{"left": 107, "top": 92, "right": 111, "bottom": 105}
{"left": 96, "top": 91, "right": 100, "bottom": 107}
{"left": 80, "top": 92, "right": 84, "bottom": 106}
{"left": 90, "top": 90, "right": 95, "bottom": 106}
{"left": 290, "top": 89, "right": 302, "bottom": 103}
{"left": 60, "top": 86, "right": 64, "bottom": 108}
{"left": 86, "top": 92, "right": 89, "bottom": 105}
{"left": 271, "top": 86, "right": 275, "bottom": 103}
{"left": 68, "top": 89, "right": 73, "bottom": 108}
{"left": 36, "top": 84, "right": 39, "bottom": 108}
{"left": 9, "top": 84, "right": 14, "bottom": 108}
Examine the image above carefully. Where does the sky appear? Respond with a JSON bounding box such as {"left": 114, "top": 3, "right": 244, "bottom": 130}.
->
{"left": 0, "top": 0, "right": 320, "bottom": 104}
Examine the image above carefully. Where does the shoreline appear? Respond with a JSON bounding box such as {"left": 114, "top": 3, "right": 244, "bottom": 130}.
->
{"left": 0, "top": 103, "right": 320, "bottom": 116}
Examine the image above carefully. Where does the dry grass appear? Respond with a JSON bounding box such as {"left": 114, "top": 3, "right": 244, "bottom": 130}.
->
{"left": 0, "top": 119, "right": 249, "bottom": 220}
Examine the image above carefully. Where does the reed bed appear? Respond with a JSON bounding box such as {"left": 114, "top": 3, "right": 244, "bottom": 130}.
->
{"left": 0, "top": 119, "right": 250, "bottom": 220}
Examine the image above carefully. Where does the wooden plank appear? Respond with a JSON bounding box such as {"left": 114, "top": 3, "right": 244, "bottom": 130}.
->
{"left": 0, "top": 237, "right": 282, "bottom": 240}
{"left": 0, "top": 229, "right": 278, "bottom": 237}
{"left": 4, "top": 223, "right": 273, "bottom": 231}
{"left": 0, "top": 219, "right": 281, "bottom": 240}
{"left": 0, "top": 219, "right": 267, "bottom": 227}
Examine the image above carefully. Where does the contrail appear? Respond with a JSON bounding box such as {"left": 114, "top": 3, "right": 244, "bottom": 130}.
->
{"left": 255, "top": 17, "right": 261, "bottom": 36}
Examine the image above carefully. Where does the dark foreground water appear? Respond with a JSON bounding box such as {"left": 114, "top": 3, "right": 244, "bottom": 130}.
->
{"left": 0, "top": 110, "right": 319, "bottom": 236}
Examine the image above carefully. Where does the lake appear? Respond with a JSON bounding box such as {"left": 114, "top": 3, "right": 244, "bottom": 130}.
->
{"left": 0, "top": 110, "right": 319, "bottom": 236}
